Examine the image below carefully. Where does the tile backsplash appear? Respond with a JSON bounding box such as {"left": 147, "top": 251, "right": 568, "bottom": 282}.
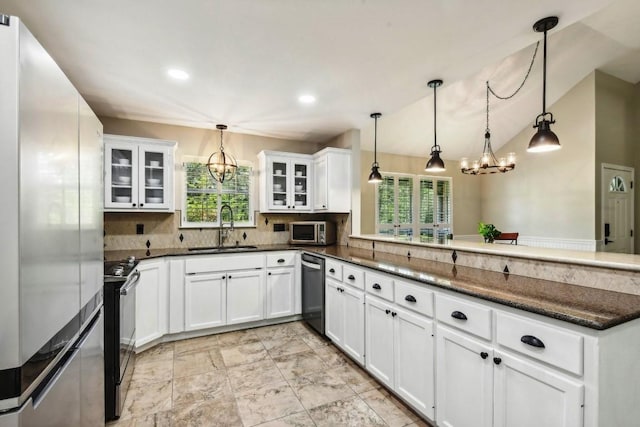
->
{"left": 104, "top": 211, "right": 350, "bottom": 251}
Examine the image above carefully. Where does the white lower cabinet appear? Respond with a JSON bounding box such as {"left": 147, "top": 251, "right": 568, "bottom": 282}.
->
{"left": 226, "top": 269, "right": 265, "bottom": 324}
{"left": 325, "top": 277, "right": 365, "bottom": 364}
{"left": 135, "top": 260, "right": 168, "bottom": 348}
{"left": 493, "top": 351, "right": 583, "bottom": 427}
{"left": 266, "top": 268, "right": 295, "bottom": 318}
{"left": 436, "top": 324, "right": 584, "bottom": 427}
{"left": 184, "top": 273, "right": 226, "bottom": 331}
{"left": 436, "top": 325, "right": 493, "bottom": 427}
{"left": 366, "top": 295, "right": 435, "bottom": 419}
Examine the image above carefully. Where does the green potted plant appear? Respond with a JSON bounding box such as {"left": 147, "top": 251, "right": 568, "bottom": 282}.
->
{"left": 478, "top": 222, "right": 501, "bottom": 243}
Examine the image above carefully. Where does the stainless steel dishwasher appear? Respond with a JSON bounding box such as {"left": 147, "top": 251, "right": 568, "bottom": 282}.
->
{"left": 301, "top": 253, "right": 325, "bottom": 335}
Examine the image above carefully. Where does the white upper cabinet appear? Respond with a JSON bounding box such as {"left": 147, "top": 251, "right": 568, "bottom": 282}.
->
{"left": 104, "top": 134, "right": 176, "bottom": 212}
{"left": 258, "top": 151, "right": 312, "bottom": 212}
{"left": 313, "top": 148, "right": 351, "bottom": 212}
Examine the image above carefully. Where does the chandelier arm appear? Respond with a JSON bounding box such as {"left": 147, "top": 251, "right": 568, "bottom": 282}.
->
{"left": 488, "top": 41, "right": 539, "bottom": 100}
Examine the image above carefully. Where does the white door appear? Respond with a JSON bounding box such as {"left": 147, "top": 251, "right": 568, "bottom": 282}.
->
{"left": 395, "top": 307, "right": 435, "bottom": 419}
{"left": 493, "top": 352, "right": 584, "bottom": 427}
{"left": 226, "top": 269, "right": 265, "bottom": 324}
{"left": 184, "top": 273, "right": 226, "bottom": 331}
{"left": 325, "top": 278, "right": 344, "bottom": 346}
{"left": 105, "top": 141, "right": 138, "bottom": 209}
{"left": 314, "top": 155, "right": 328, "bottom": 210}
{"left": 266, "top": 268, "right": 295, "bottom": 319}
{"left": 602, "top": 164, "right": 634, "bottom": 253}
{"left": 341, "top": 285, "right": 365, "bottom": 365}
{"left": 135, "top": 261, "right": 168, "bottom": 347}
{"left": 365, "top": 296, "right": 395, "bottom": 388}
{"left": 436, "top": 326, "right": 493, "bottom": 427}
{"left": 138, "top": 144, "right": 172, "bottom": 210}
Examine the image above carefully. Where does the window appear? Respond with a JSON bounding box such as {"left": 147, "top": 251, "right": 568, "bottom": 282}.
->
{"left": 182, "top": 161, "right": 254, "bottom": 227}
{"left": 375, "top": 172, "right": 452, "bottom": 240}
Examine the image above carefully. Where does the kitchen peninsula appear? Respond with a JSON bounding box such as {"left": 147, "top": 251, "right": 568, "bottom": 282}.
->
{"left": 106, "top": 237, "right": 640, "bottom": 427}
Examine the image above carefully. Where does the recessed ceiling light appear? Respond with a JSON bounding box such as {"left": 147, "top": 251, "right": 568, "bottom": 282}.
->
{"left": 167, "top": 69, "right": 189, "bottom": 80}
{"left": 298, "top": 94, "right": 316, "bottom": 104}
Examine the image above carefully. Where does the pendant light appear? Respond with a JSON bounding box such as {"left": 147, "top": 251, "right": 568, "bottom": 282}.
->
{"left": 207, "top": 124, "right": 238, "bottom": 183}
{"left": 528, "top": 16, "right": 560, "bottom": 153}
{"left": 461, "top": 82, "right": 516, "bottom": 174}
{"left": 368, "top": 112, "right": 383, "bottom": 183}
{"left": 425, "top": 79, "right": 445, "bottom": 172}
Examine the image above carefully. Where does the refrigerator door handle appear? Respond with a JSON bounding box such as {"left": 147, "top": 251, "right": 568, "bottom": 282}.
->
{"left": 120, "top": 270, "right": 141, "bottom": 296}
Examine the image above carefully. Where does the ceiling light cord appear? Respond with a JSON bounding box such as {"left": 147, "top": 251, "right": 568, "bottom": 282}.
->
{"left": 488, "top": 41, "right": 539, "bottom": 101}
{"left": 433, "top": 83, "right": 437, "bottom": 148}
{"left": 373, "top": 115, "right": 378, "bottom": 164}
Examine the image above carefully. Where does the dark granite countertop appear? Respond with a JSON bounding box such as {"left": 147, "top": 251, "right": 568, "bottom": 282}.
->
{"left": 105, "top": 244, "right": 640, "bottom": 330}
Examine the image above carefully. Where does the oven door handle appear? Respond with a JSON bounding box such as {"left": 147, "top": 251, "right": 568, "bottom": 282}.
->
{"left": 301, "top": 260, "right": 322, "bottom": 270}
{"left": 120, "top": 270, "right": 141, "bottom": 295}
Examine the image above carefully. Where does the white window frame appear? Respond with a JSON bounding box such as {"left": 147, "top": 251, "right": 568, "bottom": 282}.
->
{"left": 375, "top": 171, "right": 453, "bottom": 239}
{"left": 181, "top": 156, "right": 255, "bottom": 228}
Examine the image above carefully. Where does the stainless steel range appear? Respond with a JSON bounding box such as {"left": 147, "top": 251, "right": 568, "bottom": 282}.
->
{"left": 104, "top": 258, "right": 140, "bottom": 421}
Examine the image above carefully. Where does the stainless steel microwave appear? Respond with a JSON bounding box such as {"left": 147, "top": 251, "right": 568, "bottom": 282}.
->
{"left": 289, "top": 221, "right": 336, "bottom": 245}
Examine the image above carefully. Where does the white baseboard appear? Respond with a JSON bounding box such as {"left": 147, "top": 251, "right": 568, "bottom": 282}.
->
{"left": 454, "top": 234, "right": 598, "bottom": 252}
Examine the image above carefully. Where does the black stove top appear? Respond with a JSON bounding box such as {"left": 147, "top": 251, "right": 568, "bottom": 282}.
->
{"left": 104, "top": 257, "right": 138, "bottom": 283}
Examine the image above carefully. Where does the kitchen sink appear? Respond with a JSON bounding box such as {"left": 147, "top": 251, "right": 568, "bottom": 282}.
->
{"left": 187, "top": 245, "right": 258, "bottom": 253}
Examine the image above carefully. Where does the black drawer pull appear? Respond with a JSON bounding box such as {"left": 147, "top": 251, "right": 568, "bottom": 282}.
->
{"left": 329, "top": 268, "right": 335, "bottom": 273}
{"left": 480, "top": 352, "right": 488, "bottom": 359}
{"left": 277, "top": 258, "right": 285, "bottom": 263}
{"left": 451, "top": 311, "right": 467, "bottom": 321}
{"left": 493, "top": 357, "right": 502, "bottom": 365}
{"left": 385, "top": 309, "right": 391, "bottom": 315}
{"left": 347, "top": 274, "right": 355, "bottom": 280}
{"left": 391, "top": 312, "right": 397, "bottom": 317}
{"left": 521, "top": 335, "right": 546, "bottom": 349}
{"left": 372, "top": 283, "right": 381, "bottom": 290}
{"left": 405, "top": 295, "right": 417, "bottom": 303}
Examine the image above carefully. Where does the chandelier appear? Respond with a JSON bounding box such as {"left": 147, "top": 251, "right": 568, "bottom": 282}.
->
{"left": 460, "top": 82, "right": 516, "bottom": 175}
{"left": 207, "top": 124, "right": 237, "bottom": 183}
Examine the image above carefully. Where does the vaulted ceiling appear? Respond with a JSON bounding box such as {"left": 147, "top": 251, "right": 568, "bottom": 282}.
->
{"left": 2, "top": 0, "right": 638, "bottom": 158}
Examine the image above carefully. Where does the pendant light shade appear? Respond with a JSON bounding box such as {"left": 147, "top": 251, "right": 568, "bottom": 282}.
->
{"left": 425, "top": 79, "right": 445, "bottom": 172}
{"left": 207, "top": 124, "right": 238, "bottom": 183}
{"left": 528, "top": 16, "right": 561, "bottom": 153}
{"left": 368, "top": 112, "right": 383, "bottom": 183}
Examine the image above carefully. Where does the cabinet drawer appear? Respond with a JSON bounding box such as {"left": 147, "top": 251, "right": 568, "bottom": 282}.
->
{"left": 496, "top": 312, "right": 583, "bottom": 375}
{"left": 435, "top": 294, "right": 492, "bottom": 340}
{"left": 365, "top": 271, "right": 394, "bottom": 302}
{"left": 266, "top": 251, "right": 296, "bottom": 268}
{"left": 342, "top": 264, "right": 365, "bottom": 290}
{"left": 394, "top": 280, "right": 434, "bottom": 317}
{"left": 186, "top": 254, "right": 264, "bottom": 274}
{"left": 326, "top": 259, "right": 343, "bottom": 281}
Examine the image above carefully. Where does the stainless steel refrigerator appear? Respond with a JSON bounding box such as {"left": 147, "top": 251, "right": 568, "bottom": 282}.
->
{"left": 0, "top": 15, "right": 105, "bottom": 426}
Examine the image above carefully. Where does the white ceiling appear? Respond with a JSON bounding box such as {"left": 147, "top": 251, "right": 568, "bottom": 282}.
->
{"left": 1, "top": 0, "right": 638, "bottom": 158}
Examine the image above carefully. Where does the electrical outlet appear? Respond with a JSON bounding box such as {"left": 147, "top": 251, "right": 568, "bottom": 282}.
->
{"left": 136, "top": 224, "right": 144, "bottom": 235}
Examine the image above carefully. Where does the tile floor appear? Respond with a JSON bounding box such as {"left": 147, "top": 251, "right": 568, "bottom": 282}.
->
{"left": 109, "top": 321, "right": 432, "bottom": 427}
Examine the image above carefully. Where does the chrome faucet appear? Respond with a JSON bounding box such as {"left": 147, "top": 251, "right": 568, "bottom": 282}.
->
{"left": 218, "top": 203, "right": 234, "bottom": 248}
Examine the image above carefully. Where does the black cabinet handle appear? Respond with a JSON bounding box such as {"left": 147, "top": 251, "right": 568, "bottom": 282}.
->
{"left": 372, "top": 283, "right": 381, "bottom": 290}
{"left": 385, "top": 309, "right": 391, "bottom": 315}
{"left": 277, "top": 258, "right": 285, "bottom": 263}
{"left": 228, "top": 275, "right": 232, "bottom": 279}
{"left": 391, "top": 312, "right": 397, "bottom": 317}
{"left": 222, "top": 275, "right": 226, "bottom": 280}
{"left": 323, "top": 205, "right": 326, "bottom": 208}
{"left": 348, "top": 275, "right": 355, "bottom": 280}
{"left": 329, "top": 268, "right": 335, "bottom": 273}
{"left": 132, "top": 203, "right": 136, "bottom": 207}
{"left": 268, "top": 272, "right": 272, "bottom": 275}
{"left": 405, "top": 295, "right": 417, "bottom": 303}
{"left": 480, "top": 352, "right": 488, "bottom": 359}
{"left": 521, "top": 335, "right": 546, "bottom": 349}
{"left": 493, "top": 357, "right": 502, "bottom": 365}
{"left": 140, "top": 203, "right": 144, "bottom": 207}
{"left": 451, "top": 311, "right": 468, "bottom": 321}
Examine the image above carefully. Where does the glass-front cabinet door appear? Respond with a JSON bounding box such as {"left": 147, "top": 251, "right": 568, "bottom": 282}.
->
{"left": 291, "top": 159, "right": 311, "bottom": 210}
{"left": 139, "top": 145, "right": 171, "bottom": 210}
{"left": 104, "top": 135, "right": 175, "bottom": 212}
{"left": 268, "top": 157, "right": 289, "bottom": 210}
{"left": 105, "top": 143, "right": 139, "bottom": 209}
